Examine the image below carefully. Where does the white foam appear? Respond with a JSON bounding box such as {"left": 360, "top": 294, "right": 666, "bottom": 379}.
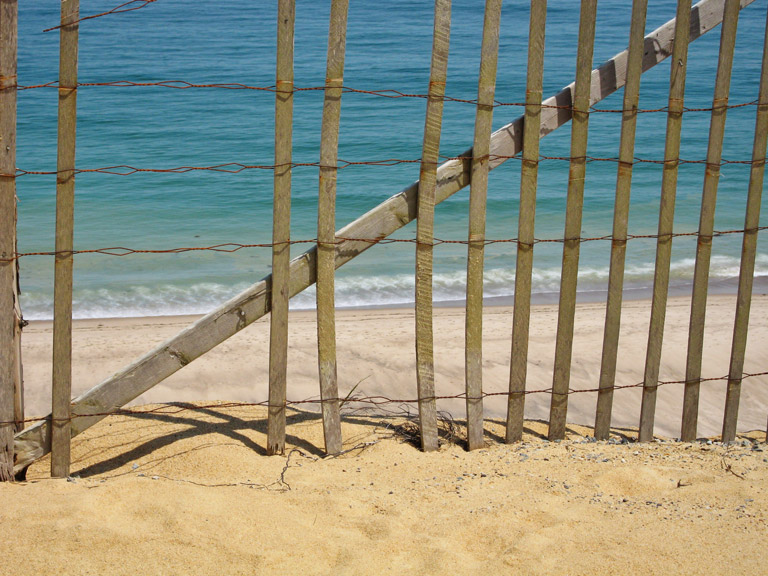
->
{"left": 20, "top": 253, "right": 768, "bottom": 320}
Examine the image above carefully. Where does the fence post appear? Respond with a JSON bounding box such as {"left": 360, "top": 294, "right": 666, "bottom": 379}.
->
{"left": 0, "top": 0, "right": 18, "bottom": 482}
{"left": 51, "top": 0, "right": 79, "bottom": 478}
{"left": 506, "top": 0, "right": 546, "bottom": 444}
{"left": 465, "top": 0, "right": 502, "bottom": 452}
{"left": 594, "top": 0, "right": 647, "bottom": 440}
{"left": 267, "top": 0, "right": 295, "bottom": 456}
{"left": 681, "top": 0, "right": 740, "bottom": 442}
{"left": 316, "top": 0, "right": 349, "bottom": 456}
{"left": 722, "top": 3, "right": 768, "bottom": 443}
{"left": 548, "top": 0, "right": 597, "bottom": 441}
{"left": 638, "top": 0, "right": 691, "bottom": 442}
{"left": 415, "top": 0, "right": 451, "bottom": 453}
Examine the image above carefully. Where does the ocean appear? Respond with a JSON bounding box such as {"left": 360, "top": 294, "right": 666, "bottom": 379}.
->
{"left": 15, "top": 0, "right": 768, "bottom": 320}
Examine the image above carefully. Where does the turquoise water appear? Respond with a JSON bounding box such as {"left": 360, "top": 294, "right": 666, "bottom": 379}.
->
{"left": 16, "top": 0, "right": 768, "bottom": 319}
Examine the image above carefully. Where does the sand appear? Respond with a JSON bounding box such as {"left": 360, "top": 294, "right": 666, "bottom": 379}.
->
{"left": 2, "top": 409, "right": 767, "bottom": 575}
{"left": 3, "top": 295, "right": 768, "bottom": 574}
{"left": 17, "top": 294, "right": 768, "bottom": 437}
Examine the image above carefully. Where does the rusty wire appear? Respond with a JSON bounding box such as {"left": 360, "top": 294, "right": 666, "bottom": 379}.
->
{"left": 8, "top": 152, "right": 767, "bottom": 179}
{"left": 42, "top": 0, "right": 158, "bottom": 33}
{"left": 2, "top": 226, "right": 765, "bottom": 263}
{"left": 4, "top": 370, "right": 767, "bottom": 427}
{"left": 16, "top": 79, "right": 764, "bottom": 114}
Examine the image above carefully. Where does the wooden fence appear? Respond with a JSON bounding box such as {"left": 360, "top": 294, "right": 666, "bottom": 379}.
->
{"left": 1, "top": 0, "right": 767, "bottom": 480}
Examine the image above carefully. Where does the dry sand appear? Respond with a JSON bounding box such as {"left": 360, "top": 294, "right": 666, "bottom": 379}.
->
{"left": 2, "top": 408, "right": 767, "bottom": 575}
{"left": 18, "top": 294, "right": 768, "bottom": 437}
{"left": 3, "top": 295, "right": 768, "bottom": 574}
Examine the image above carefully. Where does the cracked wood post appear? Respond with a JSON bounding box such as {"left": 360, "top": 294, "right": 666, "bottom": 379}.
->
{"left": 0, "top": 0, "right": 18, "bottom": 482}
{"left": 548, "top": 0, "right": 597, "bottom": 441}
{"left": 681, "top": 0, "right": 740, "bottom": 442}
{"left": 316, "top": 0, "right": 348, "bottom": 456}
{"left": 267, "top": 0, "right": 295, "bottom": 456}
{"left": 11, "top": 0, "right": 747, "bottom": 475}
{"left": 51, "top": 0, "right": 79, "bottom": 478}
{"left": 594, "top": 0, "right": 647, "bottom": 440}
{"left": 722, "top": 2, "right": 768, "bottom": 443}
{"left": 638, "top": 0, "right": 691, "bottom": 443}
{"left": 415, "top": 0, "right": 451, "bottom": 453}
{"left": 506, "top": 0, "right": 546, "bottom": 444}
{"left": 465, "top": 0, "right": 501, "bottom": 452}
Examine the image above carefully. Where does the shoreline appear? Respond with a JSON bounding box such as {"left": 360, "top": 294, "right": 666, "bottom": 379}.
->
{"left": 19, "top": 293, "right": 768, "bottom": 440}
{"left": 19, "top": 274, "right": 768, "bottom": 322}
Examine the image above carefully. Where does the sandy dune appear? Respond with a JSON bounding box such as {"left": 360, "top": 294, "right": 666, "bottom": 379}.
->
{"left": 2, "top": 407, "right": 767, "bottom": 575}
{"left": 3, "top": 295, "right": 767, "bottom": 574}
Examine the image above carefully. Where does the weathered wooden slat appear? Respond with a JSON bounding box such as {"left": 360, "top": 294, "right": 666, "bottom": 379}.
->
{"left": 594, "top": 0, "right": 648, "bottom": 440}
{"left": 505, "top": 0, "right": 546, "bottom": 444}
{"left": 13, "top": 0, "right": 745, "bottom": 474}
{"left": 548, "top": 0, "right": 597, "bottom": 442}
{"left": 415, "top": 0, "right": 451, "bottom": 453}
{"left": 51, "top": 0, "right": 79, "bottom": 478}
{"left": 638, "top": 0, "right": 692, "bottom": 443}
{"left": 316, "top": 0, "right": 349, "bottom": 456}
{"left": 681, "top": 0, "right": 741, "bottom": 442}
{"left": 465, "top": 0, "right": 502, "bottom": 452}
{"left": 267, "top": 0, "right": 295, "bottom": 456}
{"left": 0, "top": 0, "right": 18, "bottom": 482}
{"left": 722, "top": 4, "right": 768, "bottom": 443}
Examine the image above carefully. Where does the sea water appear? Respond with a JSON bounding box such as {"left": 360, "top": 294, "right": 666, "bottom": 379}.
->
{"left": 15, "top": 0, "right": 768, "bottom": 320}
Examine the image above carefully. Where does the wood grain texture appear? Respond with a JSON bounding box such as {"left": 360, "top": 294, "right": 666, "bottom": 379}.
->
{"left": 0, "top": 0, "right": 18, "bottom": 482}
{"left": 465, "top": 0, "right": 502, "bottom": 452}
{"left": 415, "top": 0, "right": 451, "bottom": 453}
{"left": 506, "top": 0, "right": 546, "bottom": 444}
{"left": 267, "top": 0, "right": 295, "bottom": 456}
{"left": 13, "top": 0, "right": 746, "bottom": 474}
{"left": 594, "top": 0, "right": 648, "bottom": 440}
{"left": 722, "top": 3, "right": 768, "bottom": 443}
{"left": 548, "top": 0, "right": 597, "bottom": 441}
{"left": 51, "top": 0, "right": 79, "bottom": 478}
{"left": 316, "top": 0, "right": 348, "bottom": 456}
{"left": 638, "top": 0, "right": 691, "bottom": 443}
{"left": 681, "top": 0, "right": 740, "bottom": 442}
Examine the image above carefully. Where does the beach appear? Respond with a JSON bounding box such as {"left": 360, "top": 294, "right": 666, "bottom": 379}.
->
{"left": 18, "top": 294, "right": 768, "bottom": 439}
{"left": 2, "top": 295, "right": 766, "bottom": 574}
{"left": 7, "top": 1, "right": 768, "bottom": 573}
{"left": 1, "top": 410, "right": 766, "bottom": 574}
